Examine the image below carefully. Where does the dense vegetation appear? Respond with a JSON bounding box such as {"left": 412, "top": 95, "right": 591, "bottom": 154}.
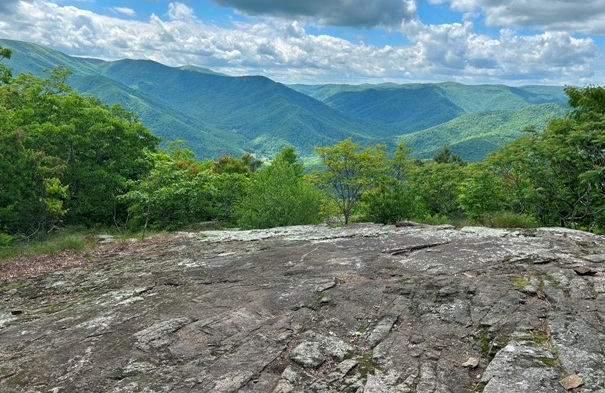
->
{"left": 1, "top": 46, "right": 603, "bottom": 253}
{"left": 1, "top": 39, "right": 568, "bottom": 163}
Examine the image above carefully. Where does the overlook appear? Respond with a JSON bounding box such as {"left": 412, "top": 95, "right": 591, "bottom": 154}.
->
{"left": 1, "top": 223, "right": 604, "bottom": 392}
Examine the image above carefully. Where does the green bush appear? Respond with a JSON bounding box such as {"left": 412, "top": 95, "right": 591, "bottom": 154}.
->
{"left": 0, "top": 232, "right": 13, "bottom": 247}
{"left": 484, "top": 211, "right": 538, "bottom": 228}
{"left": 237, "top": 148, "right": 322, "bottom": 229}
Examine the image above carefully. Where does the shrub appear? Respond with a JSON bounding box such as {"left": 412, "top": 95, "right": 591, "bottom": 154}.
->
{"left": 484, "top": 211, "right": 538, "bottom": 228}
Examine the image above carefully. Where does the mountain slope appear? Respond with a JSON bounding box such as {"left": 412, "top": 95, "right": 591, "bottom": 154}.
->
{"left": 1, "top": 39, "right": 570, "bottom": 162}
{"left": 397, "top": 103, "right": 568, "bottom": 161}
{"left": 98, "top": 59, "right": 386, "bottom": 154}
{"left": 0, "top": 39, "right": 384, "bottom": 159}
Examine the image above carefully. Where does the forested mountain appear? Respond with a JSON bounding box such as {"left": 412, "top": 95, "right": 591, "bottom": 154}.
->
{"left": 0, "top": 38, "right": 568, "bottom": 161}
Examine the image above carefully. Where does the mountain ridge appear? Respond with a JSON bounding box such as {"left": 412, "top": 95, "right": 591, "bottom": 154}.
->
{"left": 0, "top": 38, "right": 569, "bottom": 161}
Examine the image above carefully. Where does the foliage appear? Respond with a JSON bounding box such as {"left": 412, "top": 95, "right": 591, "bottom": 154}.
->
{"left": 362, "top": 176, "right": 411, "bottom": 224}
{"left": 3, "top": 41, "right": 604, "bottom": 235}
{"left": 408, "top": 162, "right": 467, "bottom": 219}
{"left": 0, "top": 49, "right": 160, "bottom": 235}
{"left": 237, "top": 147, "right": 322, "bottom": 229}
{"left": 482, "top": 211, "right": 538, "bottom": 229}
{"left": 212, "top": 152, "right": 262, "bottom": 174}
{"left": 119, "top": 144, "right": 213, "bottom": 232}
{"left": 0, "top": 47, "right": 11, "bottom": 84}
{"left": 433, "top": 145, "right": 464, "bottom": 165}
{"left": 362, "top": 143, "right": 414, "bottom": 224}
{"left": 0, "top": 227, "right": 95, "bottom": 261}
{"left": 458, "top": 163, "right": 508, "bottom": 220}
{"left": 0, "top": 232, "right": 13, "bottom": 247}
{"left": 312, "top": 139, "right": 388, "bottom": 224}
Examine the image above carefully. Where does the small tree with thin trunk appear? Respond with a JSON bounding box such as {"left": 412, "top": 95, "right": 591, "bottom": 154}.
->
{"left": 312, "top": 138, "right": 387, "bottom": 224}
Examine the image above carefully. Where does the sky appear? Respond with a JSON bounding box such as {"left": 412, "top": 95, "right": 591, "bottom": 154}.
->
{"left": 0, "top": 0, "right": 604, "bottom": 85}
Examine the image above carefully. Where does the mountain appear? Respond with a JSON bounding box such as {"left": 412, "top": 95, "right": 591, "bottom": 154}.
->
{"left": 0, "top": 39, "right": 569, "bottom": 161}
{"left": 0, "top": 39, "right": 382, "bottom": 160}
{"left": 290, "top": 82, "right": 568, "bottom": 160}
{"left": 397, "top": 103, "right": 567, "bottom": 161}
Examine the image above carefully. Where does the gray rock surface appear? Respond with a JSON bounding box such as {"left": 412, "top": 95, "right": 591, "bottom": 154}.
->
{"left": 1, "top": 223, "right": 605, "bottom": 392}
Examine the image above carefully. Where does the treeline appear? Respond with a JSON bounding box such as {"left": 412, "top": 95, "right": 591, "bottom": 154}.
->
{"left": 1, "top": 48, "right": 604, "bottom": 245}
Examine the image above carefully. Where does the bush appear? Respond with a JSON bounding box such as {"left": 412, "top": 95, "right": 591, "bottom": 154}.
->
{"left": 483, "top": 211, "right": 538, "bottom": 228}
{"left": 0, "top": 232, "right": 13, "bottom": 247}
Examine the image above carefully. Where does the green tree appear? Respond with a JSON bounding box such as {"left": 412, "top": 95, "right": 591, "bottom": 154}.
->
{"left": 312, "top": 138, "right": 388, "bottom": 224}
{"left": 457, "top": 162, "right": 507, "bottom": 220}
{"left": 212, "top": 152, "right": 262, "bottom": 174}
{"left": 119, "top": 143, "right": 214, "bottom": 232}
{"left": 0, "top": 47, "right": 11, "bottom": 84}
{"left": 237, "top": 147, "right": 322, "bottom": 229}
{"left": 408, "top": 162, "right": 467, "bottom": 219}
{"left": 433, "top": 145, "right": 464, "bottom": 165}
{"left": 0, "top": 65, "right": 160, "bottom": 231}
{"left": 362, "top": 143, "right": 414, "bottom": 224}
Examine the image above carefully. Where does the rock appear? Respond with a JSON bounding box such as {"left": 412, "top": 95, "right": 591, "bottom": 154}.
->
{"left": 480, "top": 342, "right": 561, "bottom": 392}
{"left": 395, "top": 221, "right": 421, "bottom": 227}
{"left": 559, "top": 374, "right": 583, "bottom": 390}
{"left": 584, "top": 254, "right": 605, "bottom": 263}
{"left": 573, "top": 266, "right": 597, "bottom": 276}
{"left": 462, "top": 357, "right": 479, "bottom": 368}
{"left": 337, "top": 359, "right": 358, "bottom": 375}
{"left": 366, "top": 314, "right": 399, "bottom": 348}
{"left": 301, "top": 330, "right": 353, "bottom": 360}
{"left": 2, "top": 223, "right": 605, "bottom": 392}
{"left": 290, "top": 341, "right": 326, "bottom": 368}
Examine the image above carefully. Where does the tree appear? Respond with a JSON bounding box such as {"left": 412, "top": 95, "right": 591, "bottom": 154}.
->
{"left": 212, "top": 152, "right": 262, "bottom": 174}
{"left": 237, "top": 147, "right": 322, "bottom": 229}
{"left": 0, "top": 66, "right": 160, "bottom": 231}
{"left": 312, "top": 138, "right": 388, "bottom": 224}
{"left": 119, "top": 143, "right": 214, "bottom": 233}
{"left": 362, "top": 143, "right": 413, "bottom": 224}
{"left": 408, "top": 162, "right": 466, "bottom": 219}
{"left": 0, "top": 47, "right": 12, "bottom": 84}
{"left": 433, "top": 145, "right": 464, "bottom": 165}
{"left": 471, "top": 85, "right": 605, "bottom": 231}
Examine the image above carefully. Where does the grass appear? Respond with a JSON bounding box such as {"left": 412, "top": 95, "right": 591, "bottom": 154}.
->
{"left": 0, "top": 229, "right": 94, "bottom": 261}
{"left": 0, "top": 226, "right": 157, "bottom": 261}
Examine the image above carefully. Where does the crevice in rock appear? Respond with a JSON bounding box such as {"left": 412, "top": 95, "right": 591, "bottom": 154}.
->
{"left": 383, "top": 241, "right": 450, "bottom": 256}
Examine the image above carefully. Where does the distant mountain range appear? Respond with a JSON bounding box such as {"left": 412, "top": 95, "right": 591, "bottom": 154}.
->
{"left": 0, "top": 39, "right": 569, "bottom": 161}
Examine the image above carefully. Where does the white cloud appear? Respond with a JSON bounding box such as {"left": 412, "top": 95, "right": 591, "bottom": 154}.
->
{"left": 433, "top": 0, "right": 605, "bottom": 34}
{"left": 111, "top": 7, "right": 135, "bottom": 17}
{"left": 0, "top": 0, "right": 601, "bottom": 85}
{"left": 403, "top": 20, "right": 599, "bottom": 84}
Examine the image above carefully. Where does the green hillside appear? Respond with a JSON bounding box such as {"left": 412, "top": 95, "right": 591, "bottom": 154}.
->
{"left": 319, "top": 84, "right": 465, "bottom": 133}
{"left": 291, "top": 81, "right": 567, "bottom": 114}
{"left": 0, "top": 39, "right": 570, "bottom": 162}
{"left": 0, "top": 39, "right": 384, "bottom": 160}
{"left": 69, "top": 74, "right": 243, "bottom": 158}
{"left": 397, "top": 103, "right": 568, "bottom": 161}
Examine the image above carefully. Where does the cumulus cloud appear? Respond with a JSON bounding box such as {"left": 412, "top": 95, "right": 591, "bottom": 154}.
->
{"left": 0, "top": 0, "right": 22, "bottom": 13}
{"left": 403, "top": 20, "right": 599, "bottom": 83}
{"left": 0, "top": 0, "right": 601, "bottom": 85}
{"left": 210, "top": 0, "right": 417, "bottom": 27}
{"left": 433, "top": 0, "right": 605, "bottom": 34}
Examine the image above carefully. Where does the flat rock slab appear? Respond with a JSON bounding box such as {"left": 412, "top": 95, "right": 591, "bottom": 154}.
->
{"left": 1, "top": 223, "right": 605, "bottom": 392}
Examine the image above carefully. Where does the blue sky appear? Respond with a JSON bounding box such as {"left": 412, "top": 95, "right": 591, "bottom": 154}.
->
{"left": 0, "top": 0, "right": 604, "bottom": 85}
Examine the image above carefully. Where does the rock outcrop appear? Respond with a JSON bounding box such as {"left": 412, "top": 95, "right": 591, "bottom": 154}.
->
{"left": 1, "top": 223, "right": 605, "bottom": 392}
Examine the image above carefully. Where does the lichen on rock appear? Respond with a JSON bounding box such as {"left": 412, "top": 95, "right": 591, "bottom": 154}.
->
{"left": 0, "top": 223, "right": 604, "bottom": 392}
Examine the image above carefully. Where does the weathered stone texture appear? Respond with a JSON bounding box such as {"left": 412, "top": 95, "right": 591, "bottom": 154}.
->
{"left": 1, "top": 223, "right": 604, "bottom": 392}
